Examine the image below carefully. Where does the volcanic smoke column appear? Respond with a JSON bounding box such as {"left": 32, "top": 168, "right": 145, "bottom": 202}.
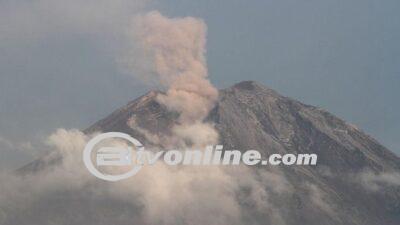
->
{"left": 122, "top": 11, "right": 219, "bottom": 147}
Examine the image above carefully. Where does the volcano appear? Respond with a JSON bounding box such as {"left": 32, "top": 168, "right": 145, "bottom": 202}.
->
{"left": 8, "top": 81, "right": 400, "bottom": 225}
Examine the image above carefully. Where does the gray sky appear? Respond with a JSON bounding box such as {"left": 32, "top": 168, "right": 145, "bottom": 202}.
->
{"left": 1, "top": 0, "right": 399, "bottom": 170}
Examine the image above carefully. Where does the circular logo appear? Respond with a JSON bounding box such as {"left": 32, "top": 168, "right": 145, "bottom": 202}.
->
{"left": 83, "top": 132, "right": 144, "bottom": 181}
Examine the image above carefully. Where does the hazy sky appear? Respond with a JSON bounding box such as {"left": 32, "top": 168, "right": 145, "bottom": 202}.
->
{"left": 0, "top": 0, "right": 399, "bottom": 170}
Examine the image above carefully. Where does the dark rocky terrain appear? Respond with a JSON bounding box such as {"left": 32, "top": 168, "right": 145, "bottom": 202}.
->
{"left": 6, "top": 81, "right": 400, "bottom": 225}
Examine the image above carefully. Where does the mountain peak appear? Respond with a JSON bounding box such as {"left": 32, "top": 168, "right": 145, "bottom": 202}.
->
{"left": 233, "top": 80, "right": 261, "bottom": 90}
{"left": 14, "top": 80, "right": 400, "bottom": 225}
{"left": 229, "top": 80, "right": 280, "bottom": 96}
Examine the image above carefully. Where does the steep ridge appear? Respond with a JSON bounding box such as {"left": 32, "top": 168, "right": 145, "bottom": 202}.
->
{"left": 12, "top": 81, "right": 400, "bottom": 225}
{"left": 85, "top": 81, "right": 400, "bottom": 225}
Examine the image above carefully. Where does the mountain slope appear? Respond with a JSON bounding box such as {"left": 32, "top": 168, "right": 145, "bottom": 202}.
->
{"left": 85, "top": 81, "right": 400, "bottom": 225}
{"left": 9, "top": 81, "right": 400, "bottom": 225}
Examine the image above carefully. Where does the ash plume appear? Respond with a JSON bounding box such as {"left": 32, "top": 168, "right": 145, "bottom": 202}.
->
{"left": 121, "top": 11, "right": 219, "bottom": 147}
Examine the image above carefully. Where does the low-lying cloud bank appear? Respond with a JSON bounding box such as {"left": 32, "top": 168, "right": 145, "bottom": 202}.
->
{"left": 1, "top": 128, "right": 398, "bottom": 225}
{"left": 0, "top": 129, "right": 293, "bottom": 225}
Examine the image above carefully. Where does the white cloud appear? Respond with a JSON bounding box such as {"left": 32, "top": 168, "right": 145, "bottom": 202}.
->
{"left": 0, "top": 129, "right": 294, "bottom": 225}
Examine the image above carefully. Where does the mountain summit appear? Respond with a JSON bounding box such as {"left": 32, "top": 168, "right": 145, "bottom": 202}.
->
{"left": 10, "top": 81, "right": 400, "bottom": 225}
